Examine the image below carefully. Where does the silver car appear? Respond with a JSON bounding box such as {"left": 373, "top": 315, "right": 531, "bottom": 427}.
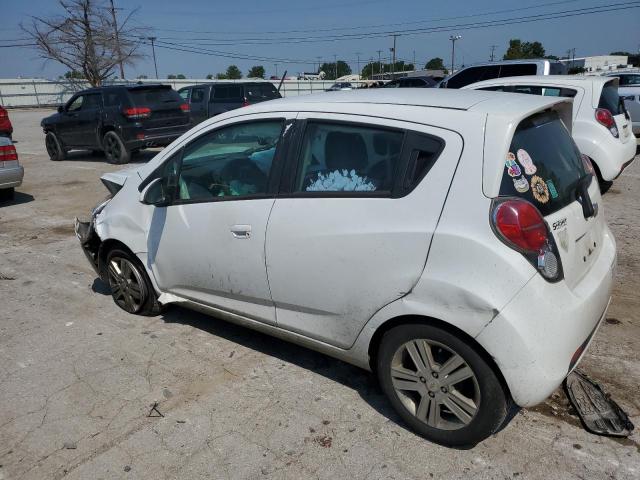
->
{"left": 0, "top": 136, "right": 23, "bottom": 201}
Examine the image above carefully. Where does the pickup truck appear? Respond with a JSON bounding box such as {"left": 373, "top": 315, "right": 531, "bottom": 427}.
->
{"left": 178, "top": 82, "right": 281, "bottom": 126}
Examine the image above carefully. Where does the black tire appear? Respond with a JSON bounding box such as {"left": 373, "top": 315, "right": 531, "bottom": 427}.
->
{"left": 377, "top": 323, "right": 509, "bottom": 447}
{"left": 104, "top": 248, "right": 162, "bottom": 316}
{"left": 103, "top": 131, "right": 131, "bottom": 164}
{"left": 45, "top": 131, "right": 66, "bottom": 161}
{"left": 0, "top": 187, "right": 14, "bottom": 202}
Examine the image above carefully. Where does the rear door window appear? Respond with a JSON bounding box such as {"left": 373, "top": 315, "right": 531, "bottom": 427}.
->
{"left": 191, "top": 87, "right": 206, "bottom": 104}
{"left": 212, "top": 86, "right": 243, "bottom": 101}
{"left": 294, "top": 122, "right": 404, "bottom": 193}
{"left": 598, "top": 82, "right": 624, "bottom": 115}
{"left": 499, "top": 111, "right": 586, "bottom": 216}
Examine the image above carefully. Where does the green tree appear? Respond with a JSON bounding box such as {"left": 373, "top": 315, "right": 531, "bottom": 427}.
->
{"left": 226, "top": 65, "right": 242, "bottom": 79}
{"left": 136, "top": 74, "right": 148, "bottom": 79}
{"left": 215, "top": 73, "right": 228, "bottom": 79}
{"left": 247, "top": 65, "right": 265, "bottom": 78}
{"left": 503, "top": 39, "right": 546, "bottom": 60}
{"left": 206, "top": 74, "right": 214, "bottom": 79}
{"left": 319, "top": 60, "right": 352, "bottom": 80}
{"left": 63, "top": 70, "right": 84, "bottom": 79}
{"left": 168, "top": 73, "right": 186, "bottom": 79}
{"left": 425, "top": 57, "right": 447, "bottom": 73}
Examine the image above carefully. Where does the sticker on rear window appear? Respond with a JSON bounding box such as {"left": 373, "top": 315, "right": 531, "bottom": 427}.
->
{"left": 546, "top": 179, "right": 559, "bottom": 199}
{"left": 513, "top": 176, "right": 529, "bottom": 193}
{"left": 531, "top": 175, "right": 550, "bottom": 204}
{"left": 517, "top": 149, "right": 537, "bottom": 175}
{"left": 505, "top": 157, "right": 522, "bottom": 178}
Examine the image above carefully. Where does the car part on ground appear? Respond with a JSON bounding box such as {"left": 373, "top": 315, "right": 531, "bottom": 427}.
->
{"left": 75, "top": 89, "right": 616, "bottom": 446}
{"left": 564, "top": 370, "right": 634, "bottom": 437}
{"left": 0, "top": 136, "right": 23, "bottom": 201}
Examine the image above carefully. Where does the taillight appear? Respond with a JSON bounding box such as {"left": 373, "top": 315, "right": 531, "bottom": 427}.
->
{"left": 0, "top": 144, "right": 18, "bottom": 161}
{"left": 581, "top": 154, "right": 596, "bottom": 177}
{"left": 180, "top": 103, "right": 190, "bottom": 113}
{"left": 242, "top": 98, "right": 249, "bottom": 107}
{"left": 595, "top": 108, "right": 618, "bottom": 137}
{"left": 0, "top": 108, "right": 7, "bottom": 119}
{"left": 491, "top": 198, "right": 563, "bottom": 282}
{"left": 123, "top": 106, "right": 151, "bottom": 119}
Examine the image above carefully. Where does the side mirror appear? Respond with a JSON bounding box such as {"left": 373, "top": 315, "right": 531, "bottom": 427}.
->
{"left": 139, "top": 177, "right": 173, "bottom": 206}
{"left": 57, "top": 106, "right": 64, "bottom": 113}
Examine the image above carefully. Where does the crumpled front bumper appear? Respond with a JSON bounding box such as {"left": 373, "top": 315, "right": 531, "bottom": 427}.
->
{"left": 74, "top": 217, "right": 102, "bottom": 276}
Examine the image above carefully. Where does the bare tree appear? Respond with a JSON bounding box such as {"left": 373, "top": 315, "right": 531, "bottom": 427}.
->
{"left": 22, "top": 0, "right": 144, "bottom": 86}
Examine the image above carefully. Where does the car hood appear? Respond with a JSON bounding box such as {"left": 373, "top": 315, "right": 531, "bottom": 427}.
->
{"left": 40, "top": 112, "right": 63, "bottom": 126}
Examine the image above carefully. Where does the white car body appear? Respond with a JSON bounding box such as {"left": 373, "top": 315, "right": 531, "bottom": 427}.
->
{"left": 463, "top": 75, "right": 636, "bottom": 181}
{"left": 77, "top": 90, "right": 615, "bottom": 415}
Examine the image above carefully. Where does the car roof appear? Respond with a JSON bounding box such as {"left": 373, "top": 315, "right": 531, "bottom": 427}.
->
{"left": 262, "top": 88, "right": 567, "bottom": 115}
{"left": 463, "top": 75, "right": 615, "bottom": 89}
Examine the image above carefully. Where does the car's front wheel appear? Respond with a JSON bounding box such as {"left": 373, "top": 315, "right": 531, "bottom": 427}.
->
{"left": 45, "top": 132, "right": 66, "bottom": 161}
{"left": 104, "top": 248, "right": 162, "bottom": 316}
{"left": 377, "top": 323, "right": 509, "bottom": 447}
{"left": 103, "top": 131, "right": 131, "bottom": 164}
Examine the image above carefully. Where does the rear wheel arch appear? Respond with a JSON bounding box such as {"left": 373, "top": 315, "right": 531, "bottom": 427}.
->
{"left": 99, "top": 125, "right": 117, "bottom": 145}
{"left": 367, "top": 314, "right": 512, "bottom": 400}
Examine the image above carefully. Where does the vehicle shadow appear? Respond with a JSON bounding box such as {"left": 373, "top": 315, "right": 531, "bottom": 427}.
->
{"left": 0, "top": 191, "right": 35, "bottom": 206}
{"left": 159, "top": 305, "right": 406, "bottom": 431}
{"left": 63, "top": 149, "right": 160, "bottom": 164}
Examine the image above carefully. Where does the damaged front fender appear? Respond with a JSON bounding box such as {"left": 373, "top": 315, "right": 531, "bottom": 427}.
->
{"left": 74, "top": 216, "right": 103, "bottom": 276}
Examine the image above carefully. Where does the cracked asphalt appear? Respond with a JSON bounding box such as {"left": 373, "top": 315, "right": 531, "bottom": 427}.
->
{"left": 1, "top": 109, "right": 639, "bottom": 480}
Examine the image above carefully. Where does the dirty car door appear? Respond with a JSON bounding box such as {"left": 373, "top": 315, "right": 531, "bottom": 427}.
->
{"left": 265, "top": 114, "right": 463, "bottom": 348}
{"left": 147, "top": 114, "right": 291, "bottom": 324}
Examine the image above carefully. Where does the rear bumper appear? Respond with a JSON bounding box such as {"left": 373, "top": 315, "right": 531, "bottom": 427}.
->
{"left": 122, "top": 124, "right": 190, "bottom": 149}
{"left": 0, "top": 165, "right": 24, "bottom": 189}
{"left": 475, "top": 226, "right": 616, "bottom": 407}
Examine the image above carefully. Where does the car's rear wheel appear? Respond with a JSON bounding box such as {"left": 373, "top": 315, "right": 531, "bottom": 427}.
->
{"left": 103, "top": 131, "right": 131, "bottom": 164}
{"left": 377, "top": 323, "right": 509, "bottom": 447}
{"left": 104, "top": 248, "right": 162, "bottom": 316}
{"left": 45, "top": 132, "right": 66, "bottom": 161}
{"left": 0, "top": 187, "right": 15, "bottom": 202}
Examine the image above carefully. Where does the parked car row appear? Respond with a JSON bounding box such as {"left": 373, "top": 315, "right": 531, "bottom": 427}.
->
{"left": 74, "top": 87, "right": 624, "bottom": 446}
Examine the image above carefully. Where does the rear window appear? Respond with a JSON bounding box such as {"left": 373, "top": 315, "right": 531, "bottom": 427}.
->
{"left": 128, "top": 87, "right": 181, "bottom": 106}
{"left": 499, "top": 111, "right": 586, "bottom": 216}
{"left": 212, "top": 86, "right": 243, "bottom": 101}
{"left": 446, "top": 65, "right": 500, "bottom": 89}
{"left": 245, "top": 84, "right": 280, "bottom": 101}
{"left": 498, "top": 64, "right": 537, "bottom": 77}
{"left": 598, "top": 82, "right": 624, "bottom": 115}
{"left": 618, "top": 74, "right": 640, "bottom": 86}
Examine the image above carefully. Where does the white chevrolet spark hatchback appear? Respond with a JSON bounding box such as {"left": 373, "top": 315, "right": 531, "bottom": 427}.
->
{"left": 76, "top": 90, "right": 616, "bottom": 446}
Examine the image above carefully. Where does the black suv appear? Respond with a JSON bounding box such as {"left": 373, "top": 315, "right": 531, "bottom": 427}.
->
{"left": 382, "top": 76, "right": 437, "bottom": 88}
{"left": 177, "top": 82, "right": 281, "bottom": 126}
{"left": 41, "top": 84, "right": 191, "bottom": 164}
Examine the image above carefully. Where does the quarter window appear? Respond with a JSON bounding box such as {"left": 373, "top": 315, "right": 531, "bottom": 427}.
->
{"left": 295, "top": 122, "right": 404, "bottom": 193}
{"left": 177, "top": 120, "right": 284, "bottom": 202}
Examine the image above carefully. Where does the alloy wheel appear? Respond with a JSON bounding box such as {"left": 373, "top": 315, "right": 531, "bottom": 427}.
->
{"left": 390, "top": 339, "right": 480, "bottom": 430}
{"left": 46, "top": 134, "right": 59, "bottom": 158}
{"left": 106, "top": 256, "right": 147, "bottom": 313}
{"left": 105, "top": 134, "right": 121, "bottom": 161}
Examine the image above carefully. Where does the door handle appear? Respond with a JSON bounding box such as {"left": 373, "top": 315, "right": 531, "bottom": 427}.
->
{"left": 230, "top": 224, "right": 251, "bottom": 239}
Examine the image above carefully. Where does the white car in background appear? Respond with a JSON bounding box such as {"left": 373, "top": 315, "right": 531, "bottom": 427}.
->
{"left": 606, "top": 72, "right": 640, "bottom": 143}
{"left": 75, "top": 90, "right": 615, "bottom": 446}
{"left": 0, "top": 136, "right": 24, "bottom": 202}
{"left": 463, "top": 75, "right": 636, "bottom": 191}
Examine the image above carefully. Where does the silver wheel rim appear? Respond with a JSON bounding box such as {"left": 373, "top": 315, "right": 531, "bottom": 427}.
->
{"left": 107, "top": 257, "right": 146, "bottom": 313}
{"left": 390, "top": 339, "right": 480, "bottom": 430}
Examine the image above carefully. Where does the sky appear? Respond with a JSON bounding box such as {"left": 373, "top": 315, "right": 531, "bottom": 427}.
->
{"left": 1, "top": 0, "right": 639, "bottom": 80}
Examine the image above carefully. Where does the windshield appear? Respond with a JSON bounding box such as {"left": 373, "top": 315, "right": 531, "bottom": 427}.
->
{"left": 499, "top": 111, "right": 586, "bottom": 216}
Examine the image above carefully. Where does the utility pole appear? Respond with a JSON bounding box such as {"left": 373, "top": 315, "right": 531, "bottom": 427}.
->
{"left": 489, "top": 45, "right": 497, "bottom": 62}
{"left": 147, "top": 36, "right": 158, "bottom": 79}
{"left": 376, "top": 49, "right": 382, "bottom": 79}
{"left": 275, "top": 63, "right": 279, "bottom": 78}
{"left": 333, "top": 54, "right": 337, "bottom": 80}
{"left": 316, "top": 56, "right": 322, "bottom": 74}
{"left": 449, "top": 34, "right": 462, "bottom": 73}
{"left": 109, "top": 0, "right": 125, "bottom": 78}
{"left": 390, "top": 34, "right": 398, "bottom": 79}
{"left": 413, "top": 50, "right": 416, "bottom": 70}
{"left": 355, "top": 52, "right": 361, "bottom": 80}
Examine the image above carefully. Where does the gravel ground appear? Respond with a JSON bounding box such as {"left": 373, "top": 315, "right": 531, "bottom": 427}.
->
{"left": 1, "top": 108, "right": 639, "bottom": 480}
